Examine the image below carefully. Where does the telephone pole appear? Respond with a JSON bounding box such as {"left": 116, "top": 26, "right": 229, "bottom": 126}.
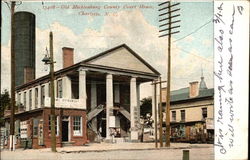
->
{"left": 151, "top": 79, "right": 167, "bottom": 148}
{"left": 49, "top": 32, "right": 56, "bottom": 152}
{"left": 42, "top": 32, "right": 56, "bottom": 152}
{"left": 159, "top": 77, "right": 163, "bottom": 147}
{"left": 158, "top": 1, "right": 180, "bottom": 147}
{"left": 10, "top": 1, "right": 16, "bottom": 151}
{"left": 153, "top": 81, "right": 158, "bottom": 148}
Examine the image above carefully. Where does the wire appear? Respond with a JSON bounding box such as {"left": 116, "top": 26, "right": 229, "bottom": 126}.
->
{"left": 174, "top": 46, "right": 213, "bottom": 63}
{"left": 173, "top": 19, "right": 212, "bottom": 43}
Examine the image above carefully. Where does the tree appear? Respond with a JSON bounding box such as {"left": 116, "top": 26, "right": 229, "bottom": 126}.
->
{"left": 0, "top": 90, "right": 11, "bottom": 126}
{"left": 140, "top": 97, "right": 152, "bottom": 117}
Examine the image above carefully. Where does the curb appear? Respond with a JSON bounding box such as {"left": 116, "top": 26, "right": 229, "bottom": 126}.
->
{"left": 60, "top": 146, "right": 213, "bottom": 154}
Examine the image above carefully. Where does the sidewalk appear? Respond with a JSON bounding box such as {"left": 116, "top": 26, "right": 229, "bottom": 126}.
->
{"left": 1, "top": 142, "right": 213, "bottom": 153}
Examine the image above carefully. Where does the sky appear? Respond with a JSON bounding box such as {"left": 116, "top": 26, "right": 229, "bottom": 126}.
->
{"left": 1, "top": 1, "right": 214, "bottom": 98}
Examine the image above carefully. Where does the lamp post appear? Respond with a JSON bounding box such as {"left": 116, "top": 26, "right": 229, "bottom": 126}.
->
{"left": 42, "top": 31, "right": 56, "bottom": 152}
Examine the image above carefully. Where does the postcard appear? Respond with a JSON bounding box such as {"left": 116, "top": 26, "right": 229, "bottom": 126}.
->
{"left": 0, "top": 0, "right": 248, "bottom": 160}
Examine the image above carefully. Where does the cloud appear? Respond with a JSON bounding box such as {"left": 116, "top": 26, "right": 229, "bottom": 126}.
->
{"left": 1, "top": 9, "right": 213, "bottom": 98}
{"left": 202, "top": 39, "right": 212, "bottom": 47}
{"left": 1, "top": 42, "right": 11, "bottom": 92}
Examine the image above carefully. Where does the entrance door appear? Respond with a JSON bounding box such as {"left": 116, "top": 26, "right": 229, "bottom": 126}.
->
{"left": 62, "top": 121, "right": 69, "bottom": 142}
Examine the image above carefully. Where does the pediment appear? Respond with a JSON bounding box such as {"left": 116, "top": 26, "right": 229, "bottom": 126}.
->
{"left": 84, "top": 45, "right": 158, "bottom": 74}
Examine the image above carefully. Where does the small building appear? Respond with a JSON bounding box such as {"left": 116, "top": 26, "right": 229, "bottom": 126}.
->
{"left": 161, "top": 74, "right": 214, "bottom": 143}
{"left": 3, "top": 44, "right": 160, "bottom": 149}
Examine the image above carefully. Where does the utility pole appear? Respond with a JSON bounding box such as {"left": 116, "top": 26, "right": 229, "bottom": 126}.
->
{"left": 42, "top": 32, "right": 56, "bottom": 152}
{"left": 151, "top": 79, "right": 166, "bottom": 147}
{"left": 158, "top": 1, "right": 180, "bottom": 147}
{"left": 0, "top": 0, "right": 2, "bottom": 95}
{"left": 10, "top": 1, "right": 16, "bottom": 151}
{"left": 159, "top": 77, "right": 163, "bottom": 147}
{"left": 153, "top": 81, "right": 158, "bottom": 148}
{"left": 49, "top": 32, "right": 56, "bottom": 152}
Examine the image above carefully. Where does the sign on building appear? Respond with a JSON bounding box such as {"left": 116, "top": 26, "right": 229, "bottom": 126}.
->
{"left": 45, "top": 97, "right": 82, "bottom": 109}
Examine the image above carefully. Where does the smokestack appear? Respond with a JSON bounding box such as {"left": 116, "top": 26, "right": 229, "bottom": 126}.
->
{"left": 189, "top": 81, "right": 199, "bottom": 98}
{"left": 62, "top": 47, "right": 74, "bottom": 68}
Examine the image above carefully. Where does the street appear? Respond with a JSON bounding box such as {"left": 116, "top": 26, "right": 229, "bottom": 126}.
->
{"left": 0, "top": 143, "right": 214, "bottom": 160}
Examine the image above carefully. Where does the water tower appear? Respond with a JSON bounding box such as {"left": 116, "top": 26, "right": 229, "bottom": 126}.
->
{"left": 14, "top": 11, "right": 36, "bottom": 86}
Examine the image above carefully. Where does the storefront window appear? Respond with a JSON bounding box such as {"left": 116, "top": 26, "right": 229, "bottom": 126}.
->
{"left": 73, "top": 116, "right": 82, "bottom": 136}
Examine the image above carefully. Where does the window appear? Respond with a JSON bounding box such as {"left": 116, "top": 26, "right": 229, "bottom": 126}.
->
{"left": 33, "top": 119, "right": 39, "bottom": 137}
{"left": 49, "top": 115, "right": 59, "bottom": 136}
{"left": 57, "top": 79, "right": 63, "bottom": 98}
{"left": 41, "top": 85, "right": 45, "bottom": 107}
{"left": 29, "top": 90, "right": 32, "bottom": 110}
{"left": 172, "top": 111, "right": 176, "bottom": 121}
{"left": 73, "top": 116, "right": 82, "bottom": 136}
{"left": 20, "top": 121, "right": 27, "bottom": 139}
{"left": 202, "top": 108, "right": 207, "bottom": 119}
{"left": 35, "top": 88, "right": 38, "bottom": 108}
{"left": 23, "top": 92, "right": 26, "bottom": 109}
{"left": 181, "top": 110, "right": 185, "bottom": 121}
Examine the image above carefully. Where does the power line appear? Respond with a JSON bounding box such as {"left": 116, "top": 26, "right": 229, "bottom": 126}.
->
{"left": 174, "top": 46, "right": 213, "bottom": 63}
{"left": 173, "top": 19, "right": 212, "bottom": 43}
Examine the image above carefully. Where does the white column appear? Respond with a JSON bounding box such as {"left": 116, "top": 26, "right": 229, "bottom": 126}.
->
{"left": 106, "top": 74, "right": 113, "bottom": 139}
{"left": 44, "top": 83, "right": 49, "bottom": 98}
{"left": 38, "top": 85, "right": 41, "bottom": 108}
{"left": 20, "top": 92, "right": 24, "bottom": 109}
{"left": 79, "top": 68, "right": 87, "bottom": 110}
{"left": 91, "top": 81, "right": 98, "bottom": 133}
{"left": 62, "top": 76, "right": 72, "bottom": 99}
{"left": 32, "top": 88, "right": 35, "bottom": 110}
{"left": 54, "top": 79, "right": 57, "bottom": 98}
{"left": 130, "top": 77, "right": 138, "bottom": 140}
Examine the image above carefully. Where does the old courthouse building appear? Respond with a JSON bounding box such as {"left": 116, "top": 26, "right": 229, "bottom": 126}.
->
{"left": 3, "top": 44, "right": 160, "bottom": 149}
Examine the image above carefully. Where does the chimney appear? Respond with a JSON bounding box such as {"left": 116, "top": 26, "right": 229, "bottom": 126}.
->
{"left": 189, "top": 81, "right": 199, "bottom": 98}
{"left": 62, "top": 47, "right": 74, "bottom": 68}
{"left": 24, "top": 67, "right": 35, "bottom": 84}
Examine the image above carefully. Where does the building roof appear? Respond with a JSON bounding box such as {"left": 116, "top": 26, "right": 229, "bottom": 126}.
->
{"left": 16, "top": 44, "right": 160, "bottom": 90}
{"left": 170, "top": 88, "right": 214, "bottom": 103}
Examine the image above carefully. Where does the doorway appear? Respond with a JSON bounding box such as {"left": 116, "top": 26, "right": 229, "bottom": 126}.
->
{"left": 62, "top": 121, "right": 69, "bottom": 142}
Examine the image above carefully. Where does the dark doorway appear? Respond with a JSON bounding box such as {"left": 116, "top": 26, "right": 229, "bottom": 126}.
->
{"left": 62, "top": 121, "right": 69, "bottom": 142}
{"left": 101, "top": 120, "right": 106, "bottom": 137}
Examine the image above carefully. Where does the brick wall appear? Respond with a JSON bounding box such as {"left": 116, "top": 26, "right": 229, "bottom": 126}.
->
{"left": 4, "top": 108, "right": 87, "bottom": 149}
